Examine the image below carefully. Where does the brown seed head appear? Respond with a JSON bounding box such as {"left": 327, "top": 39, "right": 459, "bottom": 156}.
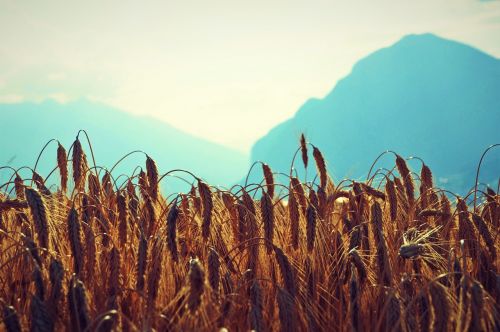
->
{"left": 25, "top": 187, "right": 49, "bottom": 249}
{"left": 300, "top": 133, "right": 308, "bottom": 169}
{"left": 136, "top": 232, "right": 148, "bottom": 292}
{"left": 188, "top": 258, "right": 205, "bottom": 313}
{"left": 145, "top": 156, "right": 159, "bottom": 201}
{"left": 32, "top": 171, "right": 51, "bottom": 196}
{"left": 29, "top": 294, "right": 54, "bottom": 332}
{"left": 260, "top": 191, "right": 275, "bottom": 253}
{"left": 349, "top": 249, "right": 367, "bottom": 284}
{"left": 262, "top": 163, "right": 275, "bottom": 198}
{"left": 399, "top": 243, "right": 424, "bottom": 259}
{"left": 57, "top": 143, "right": 68, "bottom": 192}
{"left": 72, "top": 138, "right": 88, "bottom": 191}
{"left": 208, "top": 248, "right": 220, "bottom": 294}
{"left": 361, "top": 183, "right": 386, "bottom": 200}
{"left": 395, "top": 154, "right": 414, "bottom": 205}
{"left": 429, "top": 282, "right": 450, "bottom": 332}
{"left": 276, "top": 287, "right": 296, "bottom": 332}
{"left": 3, "top": 305, "right": 22, "bottom": 332}
{"left": 313, "top": 146, "right": 327, "bottom": 189}
{"left": 420, "top": 164, "right": 433, "bottom": 190}
{"left": 371, "top": 201, "right": 391, "bottom": 286}
{"left": 14, "top": 174, "right": 25, "bottom": 199}
{"left": 68, "top": 207, "right": 83, "bottom": 274}
{"left": 288, "top": 191, "right": 300, "bottom": 250}
{"left": 167, "top": 202, "right": 179, "bottom": 262}
{"left": 117, "top": 192, "right": 128, "bottom": 244}
{"left": 248, "top": 280, "right": 264, "bottom": 332}
{"left": 198, "top": 180, "right": 213, "bottom": 239}
{"left": 68, "top": 276, "right": 90, "bottom": 332}
{"left": 306, "top": 204, "right": 317, "bottom": 252}
{"left": 274, "top": 246, "right": 296, "bottom": 297}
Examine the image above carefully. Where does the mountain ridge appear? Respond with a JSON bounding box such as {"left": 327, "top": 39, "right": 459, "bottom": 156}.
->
{"left": 250, "top": 33, "right": 500, "bottom": 192}
{"left": 0, "top": 98, "right": 248, "bottom": 192}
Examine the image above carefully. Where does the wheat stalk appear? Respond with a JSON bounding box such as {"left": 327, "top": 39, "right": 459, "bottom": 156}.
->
{"left": 25, "top": 187, "right": 49, "bottom": 249}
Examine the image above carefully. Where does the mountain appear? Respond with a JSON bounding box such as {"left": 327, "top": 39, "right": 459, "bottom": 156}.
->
{"left": 250, "top": 33, "right": 500, "bottom": 193}
{"left": 0, "top": 99, "right": 248, "bottom": 192}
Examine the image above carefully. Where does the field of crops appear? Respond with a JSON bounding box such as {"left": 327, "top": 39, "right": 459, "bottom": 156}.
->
{"left": 0, "top": 134, "right": 498, "bottom": 331}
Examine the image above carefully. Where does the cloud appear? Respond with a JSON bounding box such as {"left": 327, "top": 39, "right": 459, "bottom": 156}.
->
{"left": 0, "top": 64, "right": 116, "bottom": 105}
{"left": 47, "top": 93, "right": 70, "bottom": 103}
{"left": 0, "top": 94, "right": 24, "bottom": 103}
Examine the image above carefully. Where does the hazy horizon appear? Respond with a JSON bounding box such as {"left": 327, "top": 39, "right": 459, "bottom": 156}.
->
{"left": 1, "top": 0, "right": 500, "bottom": 152}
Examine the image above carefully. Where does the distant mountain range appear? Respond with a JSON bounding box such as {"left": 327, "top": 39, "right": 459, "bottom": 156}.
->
{"left": 1, "top": 34, "right": 498, "bottom": 195}
{"left": 250, "top": 33, "right": 500, "bottom": 193}
{"left": 0, "top": 99, "right": 247, "bottom": 192}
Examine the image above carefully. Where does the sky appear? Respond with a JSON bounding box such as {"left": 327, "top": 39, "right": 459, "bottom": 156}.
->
{"left": 1, "top": 0, "right": 500, "bottom": 152}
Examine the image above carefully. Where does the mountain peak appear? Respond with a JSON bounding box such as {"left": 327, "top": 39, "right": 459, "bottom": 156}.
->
{"left": 338, "top": 33, "right": 500, "bottom": 98}
{"left": 386, "top": 32, "right": 497, "bottom": 61}
{"left": 398, "top": 32, "right": 442, "bottom": 43}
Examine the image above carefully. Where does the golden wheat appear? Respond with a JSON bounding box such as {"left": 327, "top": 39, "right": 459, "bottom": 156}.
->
{"left": 0, "top": 135, "right": 497, "bottom": 331}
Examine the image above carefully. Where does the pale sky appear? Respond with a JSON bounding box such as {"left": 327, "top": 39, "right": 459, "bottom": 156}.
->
{"left": 1, "top": 0, "right": 500, "bottom": 152}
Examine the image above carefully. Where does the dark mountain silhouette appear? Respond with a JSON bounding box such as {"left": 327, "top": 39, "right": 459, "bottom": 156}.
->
{"left": 250, "top": 33, "right": 500, "bottom": 193}
{"left": 0, "top": 99, "right": 247, "bottom": 192}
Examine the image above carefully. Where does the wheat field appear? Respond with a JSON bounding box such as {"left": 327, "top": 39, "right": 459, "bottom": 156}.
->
{"left": 0, "top": 134, "right": 498, "bottom": 331}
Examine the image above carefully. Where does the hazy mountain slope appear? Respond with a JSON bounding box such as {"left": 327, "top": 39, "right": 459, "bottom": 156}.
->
{"left": 0, "top": 99, "right": 248, "bottom": 192}
{"left": 250, "top": 33, "right": 500, "bottom": 193}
